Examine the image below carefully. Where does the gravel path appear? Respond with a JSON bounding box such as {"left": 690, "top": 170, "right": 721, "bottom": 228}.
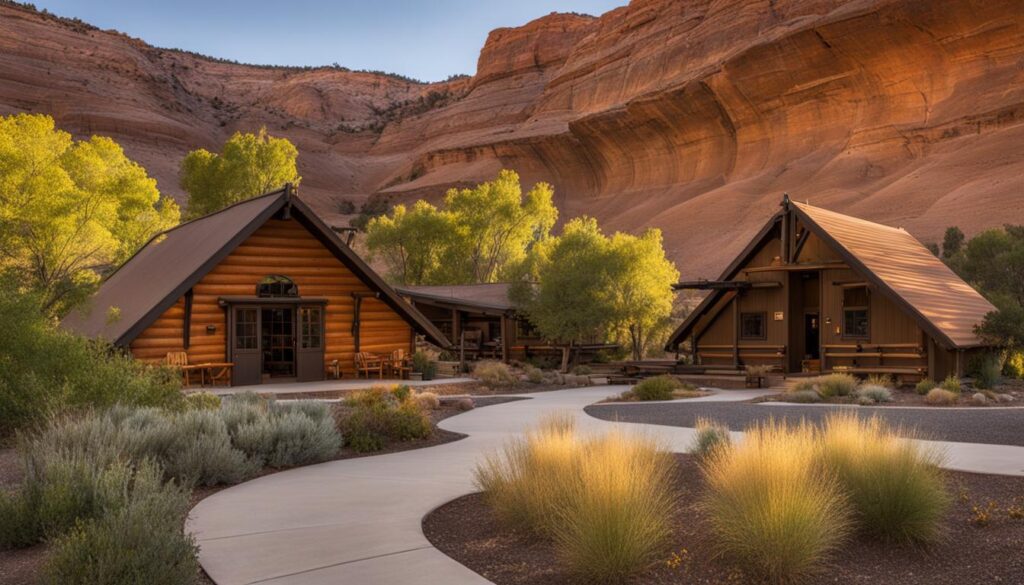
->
{"left": 585, "top": 401, "right": 1024, "bottom": 446}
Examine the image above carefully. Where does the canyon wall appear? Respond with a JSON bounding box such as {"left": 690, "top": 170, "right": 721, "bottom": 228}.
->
{"left": 1, "top": 0, "right": 1022, "bottom": 278}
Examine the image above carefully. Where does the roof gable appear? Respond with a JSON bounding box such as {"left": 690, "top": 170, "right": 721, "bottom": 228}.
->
{"left": 666, "top": 198, "right": 996, "bottom": 350}
{"left": 791, "top": 201, "right": 995, "bottom": 348}
{"left": 62, "top": 187, "right": 450, "bottom": 348}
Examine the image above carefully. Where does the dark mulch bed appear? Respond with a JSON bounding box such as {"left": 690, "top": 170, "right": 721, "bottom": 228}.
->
{"left": 423, "top": 453, "right": 1024, "bottom": 585}
{"left": 0, "top": 395, "right": 519, "bottom": 585}
{"left": 759, "top": 384, "right": 1024, "bottom": 408}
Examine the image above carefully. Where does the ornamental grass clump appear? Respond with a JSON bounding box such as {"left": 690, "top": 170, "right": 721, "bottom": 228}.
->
{"left": 554, "top": 430, "right": 676, "bottom": 582}
{"left": 689, "top": 417, "right": 732, "bottom": 462}
{"left": 474, "top": 413, "right": 676, "bottom": 582}
{"left": 915, "top": 378, "right": 937, "bottom": 395}
{"left": 474, "top": 413, "right": 580, "bottom": 535}
{"left": 632, "top": 375, "right": 682, "bottom": 401}
{"left": 815, "top": 373, "right": 859, "bottom": 398}
{"left": 855, "top": 384, "right": 893, "bottom": 404}
{"left": 474, "top": 360, "right": 517, "bottom": 386}
{"left": 925, "top": 388, "right": 959, "bottom": 406}
{"left": 939, "top": 375, "right": 962, "bottom": 394}
{"left": 818, "top": 413, "right": 949, "bottom": 543}
{"left": 701, "top": 420, "right": 851, "bottom": 584}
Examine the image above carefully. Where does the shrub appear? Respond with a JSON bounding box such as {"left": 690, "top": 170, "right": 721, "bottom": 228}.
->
{"left": 572, "top": 365, "right": 592, "bottom": 376}
{"left": 865, "top": 374, "right": 894, "bottom": 388}
{"left": 788, "top": 378, "right": 819, "bottom": 394}
{"left": 816, "top": 373, "right": 859, "bottom": 397}
{"left": 915, "top": 378, "right": 937, "bottom": 395}
{"left": 701, "top": 420, "right": 851, "bottom": 584}
{"left": 856, "top": 384, "right": 893, "bottom": 404}
{"left": 136, "top": 409, "right": 256, "bottom": 487}
{"left": 43, "top": 462, "right": 197, "bottom": 585}
{"left": 0, "top": 290, "right": 184, "bottom": 435}
{"left": 524, "top": 365, "right": 544, "bottom": 384}
{"left": 475, "top": 415, "right": 675, "bottom": 581}
{"left": 390, "top": 384, "right": 412, "bottom": 403}
{"left": 632, "top": 375, "right": 681, "bottom": 401}
{"left": 819, "top": 413, "right": 949, "bottom": 543}
{"left": 940, "top": 375, "right": 962, "bottom": 394}
{"left": 690, "top": 417, "right": 731, "bottom": 461}
{"left": 1004, "top": 351, "right": 1024, "bottom": 379}
{"left": 271, "top": 399, "right": 332, "bottom": 422}
{"left": 184, "top": 391, "right": 221, "bottom": 410}
{"left": 411, "top": 351, "right": 436, "bottom": 379}
{"left": 474, "top": 361, "right": 516, "bottom": 386}
{"left": 925, "top": 388, "right": 959, "bottom": 406}
{"left": 220, "top": 394, "right": 269, "bottom": 434}
{"left": 234, "top": 411, "right": 341, "bottom": 468}
{"left": 973, "top": 356, "right": 1002, "bottom": 390}
{"left": 337, "top": 392, "right": 431, "bottom": 453}
{"left": 413, "top": 391, "right": 440, "bottom": 410}
{"left": 786, "top": 389, "right": 822, "bottom": 403}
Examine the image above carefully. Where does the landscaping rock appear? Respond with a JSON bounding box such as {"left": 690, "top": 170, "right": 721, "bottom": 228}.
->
{"left": 971, "top": 392, "right": 989, "bottom": 406}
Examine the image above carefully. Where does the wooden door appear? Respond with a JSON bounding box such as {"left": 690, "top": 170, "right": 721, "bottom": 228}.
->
{"left": 231, "top": 306, "right": 261, "bottom": 386}
{"left": 297, "top": 305, "right": 325, "bottom": 382}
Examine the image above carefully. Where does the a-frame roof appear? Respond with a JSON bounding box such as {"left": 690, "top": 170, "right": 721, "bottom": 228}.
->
{"left": 396, "top": 283, "right": 516, "bottom": 313}
{"left": 666, "top": 198, "right": 996, "bottom": 351}
{"left": 61, "top": 186, "right": 450, "bottom": 348}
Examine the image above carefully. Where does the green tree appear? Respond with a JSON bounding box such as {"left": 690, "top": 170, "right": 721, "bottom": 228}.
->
{"left": 442, "top": 170, "right": 557, "bottom": 283}
{"left": 606, "top": 229, "right": 680, "bottom": 360}
{"left": 511, "top": 218, "right": 679, "bottom": 362}
{"left": 941, "top": 226, "right": 965, "bottom": 259}
{"left": 955, "top": 225, "right": 1024, "bottom": 350}
{"left": 180, "top": 128, "right": 299, "bottom": 218}
{"left": 0, "top": 113, "right": 180, "bottom": 315}
{"left": 365, "top": 170, "right": 557, "bottom": 285}
{"left": 364, "top": 200, "right": 456, "bottom": 285}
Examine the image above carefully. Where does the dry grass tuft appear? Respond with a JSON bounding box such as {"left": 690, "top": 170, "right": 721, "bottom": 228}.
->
{"left": 701, "top": 419, "right": 851, "bottom": 584}
{"left": 819, "top": 413, "right": 949, "bottom": 543}
{"left": 475, "top": 413, "right": 676, "bottom": 582}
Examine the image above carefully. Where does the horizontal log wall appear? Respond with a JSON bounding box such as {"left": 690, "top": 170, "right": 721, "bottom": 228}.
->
{"left": 130, "top": 218, "right": 413, "bottom": 377}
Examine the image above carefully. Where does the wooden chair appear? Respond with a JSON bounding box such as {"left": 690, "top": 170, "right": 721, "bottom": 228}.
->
{"left": 165, "top": 351, "right": 203, "bottom": 386}
{"left": 388, "top": 349, "right": 412, "bottom": 379}
{"left": 355, "top": 352, "right": 384, "bottom": 379}
{"left": 461, "top": 329, "right": 483, "bottom": 360}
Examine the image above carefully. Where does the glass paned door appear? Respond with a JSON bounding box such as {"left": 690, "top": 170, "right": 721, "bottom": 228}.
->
{"left": 261, "top": 307, "right": 295, "bottom": 377}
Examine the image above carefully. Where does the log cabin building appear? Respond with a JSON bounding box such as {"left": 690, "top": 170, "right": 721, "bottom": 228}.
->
{"left": 396, "top": 284, "right": 617, "bottom": 364}
{"left": 62, "top": 186, "right": 449, "bottom": 385}
{"left": 665, "top": 196, "right": 996, "bottom": 382}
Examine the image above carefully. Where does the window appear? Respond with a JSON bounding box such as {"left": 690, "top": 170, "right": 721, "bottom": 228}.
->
{"left": 235, "top": 308, "right": 257, "bottom": 349}
{"left": 740, "top": 312, "right": 766, "bottom": 340}
{"left": 516, "top": 317, "right": 540, "bottom": 339}
{"left": 256, "top": 275, "right": 298, "bottom": 298}
{"left": 842, "top": 286, "right": 869, "bottom": 338}
{"left": 300, "top": 307, "right": 322, "bottom": 349}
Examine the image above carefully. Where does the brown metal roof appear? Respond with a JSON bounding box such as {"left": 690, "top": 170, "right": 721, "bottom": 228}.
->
{"left": 666, "top": 198, "right": 996, "bottom": 350}
{"left": 396, "top": 283, "right": 516, "bottom": 312}
{"left": 61, "top": 187, "right": 450, "bottom": 348}
{"left": 791, "top": 201, "right": 996, "bottom": 349}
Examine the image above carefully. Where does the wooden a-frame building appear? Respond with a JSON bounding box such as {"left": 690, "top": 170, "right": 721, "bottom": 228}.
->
{"left": 666, "top": 196, "right": 996, "bottom": 382}
{"left": 62, "top": 186, "right": 449, "bottom": 385}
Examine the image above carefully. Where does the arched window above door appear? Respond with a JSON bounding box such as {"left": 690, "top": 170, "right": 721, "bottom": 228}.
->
{"left": 256, "top": 275, "right": 298, "bottom": 298}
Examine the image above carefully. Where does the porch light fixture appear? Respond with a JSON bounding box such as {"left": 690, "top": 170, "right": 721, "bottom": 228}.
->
{"left": 206, "top": 325, "right": 217, "bottom": 334}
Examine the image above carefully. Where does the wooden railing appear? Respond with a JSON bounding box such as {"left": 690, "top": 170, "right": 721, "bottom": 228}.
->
{"left": 822, "top": 343, "right": 927, "bottom": 377}
{"left": 696, "top": 345, "right": 786, "bottom": 370}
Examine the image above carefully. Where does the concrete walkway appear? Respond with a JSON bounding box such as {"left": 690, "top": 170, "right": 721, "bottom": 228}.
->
{"left": 187, "top": 386, "right": 1024, "bottom": 585}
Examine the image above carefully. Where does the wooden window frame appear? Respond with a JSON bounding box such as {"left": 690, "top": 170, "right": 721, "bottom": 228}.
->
{"left": 841, "top": 286, "right": 870, "bottom": 339}
{"left": 739, "top": 312, "right": 767, "bottom": 341}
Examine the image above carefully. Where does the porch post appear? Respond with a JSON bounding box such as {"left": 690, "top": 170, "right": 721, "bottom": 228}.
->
{"left": 500, "top": 314, "right": 509, "bottom": 363}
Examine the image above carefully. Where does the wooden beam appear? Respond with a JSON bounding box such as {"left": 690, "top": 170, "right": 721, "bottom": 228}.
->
{"left": 732, "top": 297, "right": 739, "bottom": 367}
{"left": 183, "top": 289, "right": 193, "bottom": 350}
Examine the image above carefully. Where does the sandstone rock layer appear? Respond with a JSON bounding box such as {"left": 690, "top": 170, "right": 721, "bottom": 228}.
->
{"left": 1, "top": 0, "right": 1022, "bottom": 277}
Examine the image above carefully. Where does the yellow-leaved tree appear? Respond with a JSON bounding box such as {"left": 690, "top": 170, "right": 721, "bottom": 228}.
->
{"left": 0, "top": 113, "right": 180, "bottom": 315}
{"left": 180, "top": 128, "right": 300, "bottom": 218}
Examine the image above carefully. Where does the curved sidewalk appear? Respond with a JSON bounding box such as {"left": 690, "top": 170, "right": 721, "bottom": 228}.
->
{"left": 187, "top": 387, "right": 1024, "bottom": 585}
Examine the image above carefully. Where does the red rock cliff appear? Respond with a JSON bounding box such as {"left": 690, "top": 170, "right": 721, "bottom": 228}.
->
{"left": 1, "top": 0, "right": 1022, "bottom": 277}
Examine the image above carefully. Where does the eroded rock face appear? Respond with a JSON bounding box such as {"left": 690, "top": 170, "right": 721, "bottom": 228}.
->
{"left": 1, "top": 0, "right": 1022, "bottom": 277}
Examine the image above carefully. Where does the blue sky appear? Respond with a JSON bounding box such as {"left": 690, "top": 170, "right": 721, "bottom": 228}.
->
{"left": 34, "top": 0, "right": 626, "bottom": 82}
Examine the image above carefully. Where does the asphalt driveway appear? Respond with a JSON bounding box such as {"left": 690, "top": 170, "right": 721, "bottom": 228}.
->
{"left": 586, "top": 401, "right": 1024, "bottom": 447}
